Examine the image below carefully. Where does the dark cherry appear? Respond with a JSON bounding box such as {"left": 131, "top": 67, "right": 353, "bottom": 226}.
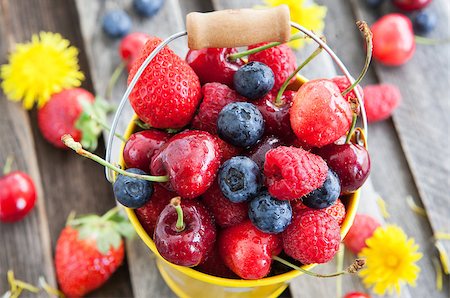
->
{"left": 123, "top": 129, "right": 170, "bottom": 171}
{"left": 150, "top": 130, "right": 221, "bottom": 199}
{"left": 315, "top": 143, "right": 370, "bottom": 194}
{"left": 0, "top": 171, "right": 37, "bottom": 222}
{"left": 254, "top": 90, "right": 296, "bottom": 143}
{"left": 186, "top": 48, "right": 244, "bottom": 87}
{"left": 393, "top": 0, "right": 432, "bottom": 11}
{"left": 154, "top": 198, "right": 216, "bottom": 267}
{"left": 247, "top": 135, "right": 283, "bottom": 170}
{"left": 196, "top": 241, "right": 237, "bottom": 278}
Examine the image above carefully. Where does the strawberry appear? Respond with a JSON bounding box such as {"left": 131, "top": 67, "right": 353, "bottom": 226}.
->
{"left": 55, "top": 208, "right": 133, "bottom": 297}
{"left": 128, "top": 36, "right": 202, "bottom": 129}
{"left": 37, "top": 88, "right": 111, "bottom": 150}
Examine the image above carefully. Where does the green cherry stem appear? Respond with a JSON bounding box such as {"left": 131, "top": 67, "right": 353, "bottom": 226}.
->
{"left": 88, "top": 114, "right": 127, "bottom": 142}
{"left": 171, "top": 197, "right": 185, "bottom": 231}
{"left": 227, "top": 32, "right": 305, "bottom": 61}
{"left": 61, "top": 134, "right": 169, "bottom": 183}
{"left": 2, "top": 156, "right": 14, "bottom": 175}
{"left": 341, "top": 21, "right": 373, "bottom": 97}
{"left": 105, "top": 61, "right": 126, "bottom": 100}
{"left": 275, "top": 44, "right": 323, "bottom": 105}
{"left": 335, "top": 244, "right": 345, "bottom": 298}
{"left": 345, "top": 113, "right": 358, "bottom": 144}
{"left": 272, "top": 256, "right": 366, "bottom": 278}
{"left": 414, "top": 35, "right": 450, "bottom": 45}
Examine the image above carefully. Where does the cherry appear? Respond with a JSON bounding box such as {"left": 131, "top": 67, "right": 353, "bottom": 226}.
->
{"left": 150, "top": 130, "right": 221, "bottom": 199}
{"left": 315, "top": 142, "right": 370, "bottom": 194}
{"left": 247, "top": 135, "right": 283, "bottom": 170}
{"left": 0, "top": 159, "right": 37, "bottom": 222}
{"left": 154, "top": 197, "right": 216, "bottom": 267}
{"left": 393, "top": 0, "right": 432, "bottom": 11}
{"left": 119, "top": 32, "right": 150, "bottom": 71}
{"left": 372, "top": 14, "right": 416, "bottom": 66}
{"left": 218, "top": 220, "right": 282, "bottom": 279}
{"left": 186, "top": 48, "right": 244, "bottom": 87}
{"left": 123, "top": 129, "right": 170, "bottom": 171}
{"left": 344, "top": 291, "right": 371, "bottom": 298}
{"left": 196, "top": 242, "right": 237, "bottom": 278}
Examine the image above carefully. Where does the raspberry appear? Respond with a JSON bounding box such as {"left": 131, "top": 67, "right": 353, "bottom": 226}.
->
{"left": 363, "top": 84, "right": 402, "bottom": 123}
{"left": 330, "top": 76, "right": 364, "bottom": 101}
{"left": 202, "top": 181, "right": 248, "bottom": 228}
{"left": 282, "top": 210, "right": 341, "bottom": 264}
{"left": 248, "top": 43, "right": 297, "bottom": 91}
{"left": 192, "top": 83, "right": 245, "bottom": 134}
{"left": 264, "top": 146, "right": 328, "bottom": 200}
{"left": 292, "top": 198, "right": 346, "bottom": 225}
{"left": 344, "top": 213, "right": 381, "bottom": 254}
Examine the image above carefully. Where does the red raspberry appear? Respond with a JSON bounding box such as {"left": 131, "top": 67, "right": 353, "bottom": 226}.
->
{"left": 290, "top": 79, "right": 353, "bottom": 147}
{"left": 282, "top": 210, "right": 341, "bottom": 264}
{"left": 292, "top": 198, "right": 346, "bottom": 225}
{"left": 330, "top": 76, "right": 364, "bottom": 101}
{"left": 192, "top": 83, "right": 245, "bottom": 134}
{"left": 363, "top": 84, "right": 402, "bottom": 123}
{"left": 215, "top": 137, "right": 242, "bottom": 164}
{"left": 248, "top": 43, "right": 297, "bottom": 91}
{"left": 344, "top": 213, "right": 381, "bottom": 254}
{"left": 264, "top": 146, "right": 328, "bottom": 200}
{"left": 186, "top": 48, "right": 244, "bottom": 87}
{"left": 128, "top": 36, "right": 201, "bottom": 129}
{"left": 135, "top": 184, "right": 176, "bottom": 236}
{"left": 202, "top": 181, "right": 248, "bottom": 228}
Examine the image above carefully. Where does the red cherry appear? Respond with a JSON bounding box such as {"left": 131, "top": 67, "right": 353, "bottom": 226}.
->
{"left": 372, "top": 14, "right": 416, "bottom": 66}
{"left": 186, "top": 48, "right": 244, "bottom": 87}
{"left": 393, "top": 0, "right": 432, "bottom": 11}
{"left": 219, "top": 220, "right": 282, "bottom": 279}
{"left": 315, "top": 143, "right": 370, "bottom": 194}
{"left": 196, "top": 242, "right": 237, "bottom": 278}
{"left": 247, "top": 135, "right": 283, "bottom": 170}
{"left": 154, "top": 198, "right": 216, "bottom": 267}
{"left": 0, "top": 171, "right": 37, "bottom": 222}
{"left": 344, "top": 292, "right": 371, "bottom": 298}
{"left": 123, "top": 129, "right": 170, "bottom": 171}
{"left": 119, "top": 32, "right": 150, "bottom": 70}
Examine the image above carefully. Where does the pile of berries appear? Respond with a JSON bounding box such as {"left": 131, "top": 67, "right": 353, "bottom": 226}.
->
{"left": 108, "top": 34, "right": 372, "bottom": 280}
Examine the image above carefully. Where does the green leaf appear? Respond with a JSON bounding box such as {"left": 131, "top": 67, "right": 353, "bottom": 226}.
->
{"left": 77, "top": 225, "right": 94, "bottom": 240}
{"left": 116, "top": 221, "right": 135, "bottom": 240}
{"left": 134, "top": 119, "right": 151, "bottom": 130}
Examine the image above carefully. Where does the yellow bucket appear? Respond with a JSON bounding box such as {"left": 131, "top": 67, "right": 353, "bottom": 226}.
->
{"left": 120, "top": 74, "right": 360, "bottom": 298}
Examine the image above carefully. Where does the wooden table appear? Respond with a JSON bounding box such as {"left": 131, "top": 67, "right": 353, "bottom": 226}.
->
{"left": 0, "top": 0, "right": 448, "bottom": 297}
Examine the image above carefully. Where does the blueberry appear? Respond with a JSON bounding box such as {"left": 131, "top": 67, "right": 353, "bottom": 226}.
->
{"left": 413, "top": 11, "right": 437, "bottom": 34}
{"left": 102, "top": 10, "right": 132, "bottom": 38}
{"left": 217, "top": 102, "right": 264, "bottom": 148}
{"left": 133, "top": 0, "right": 164, "bottom": 17}
{"left": 249, "top": 191, "right": 292, "bottom": 234}
{"left": 302, "top": 169, "right": 340, "bottom": 209}
{"left": 113, "top": 168, "right": 153, "bottom": 208}
{"left": 365, "top": 0, "right": 384, "bottom": 8}
{"left": 234, "top": 62, "right": 275, "bottom": 100}
{"left": 218, "top": 156, "right": 262, "bottom": 203}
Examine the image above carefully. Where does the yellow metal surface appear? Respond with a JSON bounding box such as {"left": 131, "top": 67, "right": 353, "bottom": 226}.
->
{"left": 119, "top": 75, "right": 361, "bottom": 297}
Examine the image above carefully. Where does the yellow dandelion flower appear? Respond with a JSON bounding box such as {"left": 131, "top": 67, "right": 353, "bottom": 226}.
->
{"left": 1, "top": 32, "right": 84, "bottom": 109}
{"left": 359, "top": 225, "right": 423, "bottom": 295}
{"left": 264, "top": 0, "right": 327, "bottom": 49}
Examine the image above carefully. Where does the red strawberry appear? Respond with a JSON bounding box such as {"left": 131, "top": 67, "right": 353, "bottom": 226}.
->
{"left": 186, "top": 48, "right": 244, "bottom": 87}
{"left": 128, "top": 36, "right": 201, "bottom": 129}
{"left": 150, "top": 130, "right": 221, "bottom": 198}
{"left": 264, "top": 146, "right": 328, "bottom": 200}
{"left": 219, "top": 220, "right": 282, "bottom": 279}
{"left": 192, "top": 83, "right": 245, "bottom": 134}
{"left": 344, "top": 213, "right": 381, "bottom": 254}
{"left": 330, "top": 76, "right": 364, "bottom": 102}
{"left": 363, "top": 84, "right": 402, "bottom": 123}
{"left": 248, "top": 43, "right": 297, "bottom": 91}
{"left": 55, "top": 209, "right": 133, "bottom": 297}
{"left": 282, "top": 210, "right": 341, "bottom": 264}
{"left": 292, "top": 198, "right": 346, "bottom": 225}
{"left": 202, "top": 181, "right": 248, "bottom": 228}
{"left": 38, "top": 88, "right": 109, "bottom": 150}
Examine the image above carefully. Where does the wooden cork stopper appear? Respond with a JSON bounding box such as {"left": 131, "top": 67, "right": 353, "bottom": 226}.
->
{"left": 187, "top": 6, "right": 291, "bottom": 50}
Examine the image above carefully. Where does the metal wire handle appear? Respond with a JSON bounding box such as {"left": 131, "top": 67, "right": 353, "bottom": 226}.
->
{"left": 105, "top": 22, "right": 368, "bottom": 182}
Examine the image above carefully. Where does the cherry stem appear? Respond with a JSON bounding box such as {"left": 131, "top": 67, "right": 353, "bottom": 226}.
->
{"left": 275, "top": 44, "right": 323, "bottom": 105}
{"left": 341, "top": 21, "right": 373, "bottom": 97}
{"left": 2, "top": 156, "right": 14, "bottom": 175}
{"left": 345, "top": 113, "right": 358, "bottom": 144}
{"left": 7, "top": 270, "right": 40, "bottom": 297}
{"left": 61, "top": 134, "right": 169, "bottom": 183}
{"left": 171, "top": 197, "right": 185, "bottom": 232}
{"left": 227, "top": 32, "right": 305, "bottom": 61}
{"left": 335, "top": 244, "right": 345, "bottom": 298}
{"left": 105, "top": 61, "right": 126, "bottom": 100}
{"left": 101, "top": 206, "right": 121, "bottom": 221}
{"left": 414, "top": 35, "right": 450, "bottom": 45}
{"left": 89, "top": 114, "right": 127, "bottom": 142}
{"left": 272, "top": 256, "right": 365, "bottom": 278}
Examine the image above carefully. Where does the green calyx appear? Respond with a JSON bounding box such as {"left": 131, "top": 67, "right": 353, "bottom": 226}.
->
{"left": 68, "top": 206, "right": 135, "bottom": 255}
{"left": 75, "top": 96, "right": 115, "bottom": 151}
